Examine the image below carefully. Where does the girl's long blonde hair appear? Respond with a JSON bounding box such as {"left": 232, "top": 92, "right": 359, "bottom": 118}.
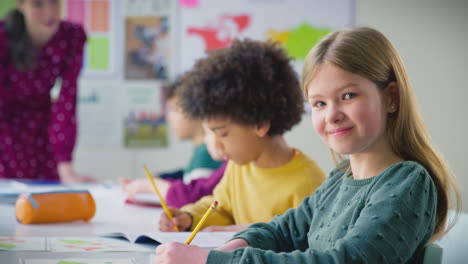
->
{"left": 302, "top": 27, "right": 461, "bottom": 241}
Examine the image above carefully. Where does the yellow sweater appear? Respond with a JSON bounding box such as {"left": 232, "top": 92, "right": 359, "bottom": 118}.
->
{"left": 182, "top": 150, "right": 326, "bottom": 230}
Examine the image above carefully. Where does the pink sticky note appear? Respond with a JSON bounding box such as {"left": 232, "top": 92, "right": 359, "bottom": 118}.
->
{"left": 180, "top": 0, "right": 199, "bottom": 8}
{"left": 66, "top": 0, "right": 86, "bottom": 26}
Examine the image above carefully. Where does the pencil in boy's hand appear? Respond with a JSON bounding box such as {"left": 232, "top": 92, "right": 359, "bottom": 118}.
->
{"left": 143, "top": 165, "right": 179, "bottom": 231}
{"left": 185, "top": 201, "right": 218, "bottom": 245}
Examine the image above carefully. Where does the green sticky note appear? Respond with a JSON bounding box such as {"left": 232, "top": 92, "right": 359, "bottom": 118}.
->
{"left": 0, "top": 0, "right": 16, "bottom": 19}
{"left": 59, "top": 239, "right": 92, "bottom": 245}
{"left": 87, "top": 36, "right": 109, "bottom": 70}
{"left": 56, "top": 261, "right": 87, "bottom": 264}
{"left": 0, "top": 242, "right": 16, "bottom": 249}
{"left": 285, "top": 23, "right": 331, "bottom": 60}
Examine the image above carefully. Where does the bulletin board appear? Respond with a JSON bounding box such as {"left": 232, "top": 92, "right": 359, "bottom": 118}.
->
{"left": 74, "top": 0, "right": 354, "bottom": 149}
{"left": 60, "top": 0, "right": 120, "bottom": 78}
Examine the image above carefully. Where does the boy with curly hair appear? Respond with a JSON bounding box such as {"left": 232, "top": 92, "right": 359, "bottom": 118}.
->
{"left": 159, "top": 39, "right": 326, "bottom": 232}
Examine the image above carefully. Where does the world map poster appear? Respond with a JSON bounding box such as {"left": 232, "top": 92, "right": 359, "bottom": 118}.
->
{"left": 178, "top": 0, "right": 355, "bottom": 75}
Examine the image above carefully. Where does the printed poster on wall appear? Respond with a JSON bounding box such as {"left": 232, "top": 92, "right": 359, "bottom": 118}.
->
{"left": 124, "top": 0, "right": 173, "bottom": 80}
{"left": 124, "top": 16, "right": 170, "bottom": 80}
{"left": 123, "top": 83, "right": 168, "bottom": 148}
{"left": 178, "top": 0, "right": 355, "bottom": 75}
{"left": 77, "top": 83, "right": 121, "bottom": 149}
{"left": 121, "top": 0, "right": 174, "bottom": 148}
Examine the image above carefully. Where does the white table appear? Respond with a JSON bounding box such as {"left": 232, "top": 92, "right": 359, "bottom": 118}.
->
{"left": 1, "top": 185, "right": 467, "bottom": 264}
{"left": 0, "top": 185, "right": 163, "bottom": 263}
{"left": 0, "top": 185, "right": 163, "bottom": 237}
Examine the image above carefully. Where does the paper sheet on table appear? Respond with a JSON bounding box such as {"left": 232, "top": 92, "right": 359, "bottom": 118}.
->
{"left": 0, "top": 237, "right": 46, "bottom": 251}
{"left": 48, "top": 237, "right": 151, "bottom": 252}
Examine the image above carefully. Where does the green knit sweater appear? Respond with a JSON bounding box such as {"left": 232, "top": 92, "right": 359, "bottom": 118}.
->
{"left": 207, "top": 161, "right": 437, "bottom": 264}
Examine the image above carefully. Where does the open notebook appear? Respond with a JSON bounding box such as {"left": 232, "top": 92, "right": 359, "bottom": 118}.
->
{"left": 0, "top": 237, "right": 150, "bottom": 252}
{"left": 101, "top": 232, "right": 236, "bottom": 248}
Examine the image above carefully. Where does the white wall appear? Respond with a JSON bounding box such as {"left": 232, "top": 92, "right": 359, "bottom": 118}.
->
{"left": 356, "top": 0, "right": 468, "bottom": 211}
{"left": 74, "top": 0, "right": 468, "bottom": 212}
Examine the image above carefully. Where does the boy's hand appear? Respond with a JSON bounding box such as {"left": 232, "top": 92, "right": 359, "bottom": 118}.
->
{"left": 159, "top": 207, "right": 192, "bottom": 232}
{"left": 155, "top": 242, "right": 208, "bottom": 264}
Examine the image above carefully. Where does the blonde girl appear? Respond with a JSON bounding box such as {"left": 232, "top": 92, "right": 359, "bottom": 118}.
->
{"left": 155, "top": 27, "right": 461, "bottom": 264}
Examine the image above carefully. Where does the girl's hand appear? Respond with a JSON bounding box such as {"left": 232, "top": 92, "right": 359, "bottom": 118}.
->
{"left": 215, "top": 238, "right": 249, "bottom": 251}
{"left": 58, "top": 162, "right": 96, "bottom": 184}
{"left": 155, "top": 242, "right": 208, "bottom": 264}
{"left": 119, "top": 177, "right": 169, "bottom": 199}
{"left": 159, "top": 207, "right": 192, "bottom": 232}
{"left": 201, "top": 224, "right": 250, "bottom": 232}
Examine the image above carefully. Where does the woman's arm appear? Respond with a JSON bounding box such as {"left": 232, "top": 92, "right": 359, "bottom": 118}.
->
{"left": 49, "top": 24, "right": 86, "bottom": 163}
{"left": 58, "top": 162, "right": 95, "bottom": 184}
{"left": 47, "top": 24, "right": 88, "bottom": 183}
{"left": 0, "top": 24, "right": 9, "bottom": 121}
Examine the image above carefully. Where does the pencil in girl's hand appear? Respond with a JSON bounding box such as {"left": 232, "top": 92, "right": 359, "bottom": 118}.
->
{"left": 143, "top": 165, "right": 179, "bottom": 231}
{"left": 185, "top": 201, "right": 218, "bottom": 244}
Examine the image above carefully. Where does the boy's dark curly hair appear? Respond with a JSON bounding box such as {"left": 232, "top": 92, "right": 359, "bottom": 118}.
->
{"left": 164, "top": 75, "right": 184, "bottom": 100}
{"left": 179, "top": 39, "right": 304, "bottom": 136}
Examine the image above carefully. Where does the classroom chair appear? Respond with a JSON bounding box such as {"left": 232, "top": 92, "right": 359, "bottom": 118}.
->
{"left": 423, "top": 244, "right": 443, "bottom": 264}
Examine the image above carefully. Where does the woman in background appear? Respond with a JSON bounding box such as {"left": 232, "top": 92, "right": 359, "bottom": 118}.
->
{"left": 0, "top": 0, "right": 93, "bottom": 183}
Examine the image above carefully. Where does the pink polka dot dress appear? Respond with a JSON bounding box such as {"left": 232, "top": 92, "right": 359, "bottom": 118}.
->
{"left": 0, "top": 21, "right": 86, "bottom": 180}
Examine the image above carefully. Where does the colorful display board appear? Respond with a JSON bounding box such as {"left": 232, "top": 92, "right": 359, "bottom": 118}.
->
{"left": 61, "top": 0, "right": 118, "bottom": 77}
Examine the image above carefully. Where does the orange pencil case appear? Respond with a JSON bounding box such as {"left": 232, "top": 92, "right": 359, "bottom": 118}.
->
{"left": 15, "top": 190, "right": 96, "bottom": 224}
